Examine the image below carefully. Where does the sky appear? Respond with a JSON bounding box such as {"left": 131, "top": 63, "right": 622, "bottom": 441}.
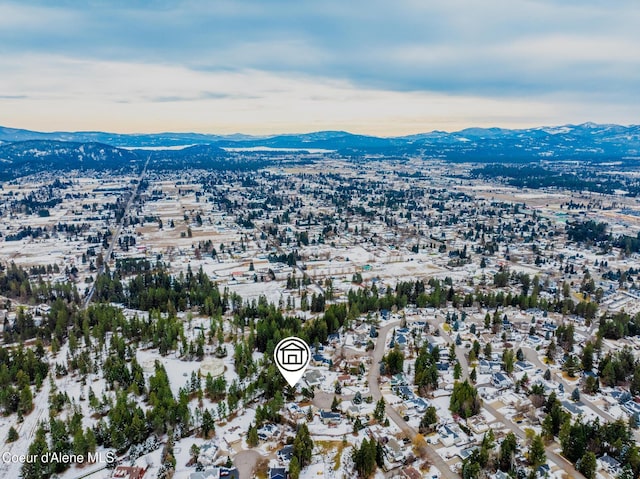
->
{"left": 0, "top": 0, "right": 639, "bottom": 136}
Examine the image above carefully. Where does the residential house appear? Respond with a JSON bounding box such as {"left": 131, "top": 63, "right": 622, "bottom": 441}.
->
{"left": 437, "top": 425, "right": 459, "bottom": 447}
{"left": 395, "top": 385, "right": 415, "bottom": 400}
{"left": 401, "top": 466, "right": 422, "bottom": 479}
{"left": 197, "top": 442, "right": 220, "bottom": 466}
{"left": 257, "top": 423, "right": 278, "bottom": 441}
{"left": 304, "top": 370, "right": 324, "bottom": 387}
{"left": 514, "top": 361, "right": 534, "bottom": 372}
{"left": 320, "top": 410, "right": 342, "bottom": 425}
{"left": 491, "top": 372, "right": 513, "bottom": 390}
{"left": 112, "top": 466, "right": 146, "bottom": 479}
{"left": 599, "top": 454, "right": 622, "bottom": 476}
{"left": 478, "top": 360, "right": 492, "bottom": 374}
{"left": 407, "top": 397, "right": 429, "bottom": 414}
{"left": 312, "top": 354, "right": 331, "bottom": 367}
{"left": 385, "top": 438, "right": 405, "bottom": 463}
{"left": 561, "top": 400, "right": 583, "bottom": 417}
{"left": 277, "top": 444, "right": 294, "bottom": 464}
{"left": 268, "top": 467, "right": 288, "bottom": 479}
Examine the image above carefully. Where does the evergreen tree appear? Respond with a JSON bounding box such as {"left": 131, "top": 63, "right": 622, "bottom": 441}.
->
{"left": 6, "top": 426, "right": 18, "bottom": 443}
{"left": 581, "top": 342, "right": 594, "bottom": 371}
{"left": 499, "top": 432, "right": 517, "bottom": 472}
{"left": 373, "top": 398, "right": 385, "bottom": 423}
{"left": 331, "top": 395, "right": 340, "bottom": 412}
{"left": 450, "top": 380, "right": 481, "bottom": 418}
{"left": 577, "top": 451, "right": 597, "bottom": 479}
{"left": 293, "top": 423, "right": 313, "bottom": 467}
{"left": 247, "top": 423, "right": 259, "bottom": 447}
{"left": 502, "top": 349, "right": 515, "bottom": 374}
{"left": 528, "top": 434, "right": 546, "bottom": 468}
{"left": 21, "top": 427, "right": 49, "bottom": 479}
{"left": 202, "top": 409, "right": 215, "bottom": 438}
{"left": 419, "top": 406, "right": 438, "bottom": 433}
{"left": 454, "top": 362, "right": 462, "bottom": 380}
{"left": 19, "top": 384, "right": 33, "bottom": 415}
{"left": 289, "top": 456, "right": 301, "bottom": 479}
{"left": 352, "top": 438, "right": 377, "bottom": 478}
{"left": 383, "top": 348, "right": 404, "bottom": 375}
{"left": 571, "top": 388, "right": 580, "bottom": 402}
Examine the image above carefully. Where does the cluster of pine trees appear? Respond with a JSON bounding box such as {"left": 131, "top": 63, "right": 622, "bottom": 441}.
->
{"left": 0, "top": 344, "right": 46, "bottom": 415}
{"left": 351, "top": 437, "right": 383, "bottom": 478}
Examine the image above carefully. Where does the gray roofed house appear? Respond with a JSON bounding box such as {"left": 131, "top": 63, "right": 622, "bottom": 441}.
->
{"left": 396, "top": 385, "right": 415, "bottom": 400}
{"left": 268, "top": 467, "right": 287, "bottom": 479}
{"left": 304, "top": 369, "right": 324, "bottom": 387}
{"left": 320, "top": 410, "right": 342, "bottom": 424}
{"left": 491, "top": 372, "right": 513, "bottom": 389}
{"left": 599, "top": 454, "right": 622, "bottom": 476}
{"left": 189, "top": 467, "right": 239, "bottom": 479}
{"left": 407, "top": 397, "right": 429, "bottom": 413}
{"left": 278, "top": 444, "right": 294, "bottom": 464}
{"left": 561, "top": 400, "right": 583, "bottom": 416}
{"left": 515, "top": 361, "right": 534, "bottom": 372}
{"left": 385, "top": 438, "right": 405, "bottom": 463}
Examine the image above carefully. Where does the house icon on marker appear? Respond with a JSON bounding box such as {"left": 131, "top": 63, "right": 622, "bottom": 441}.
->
{"left": 280, "top": 342, "right": 305, "bottom": 366}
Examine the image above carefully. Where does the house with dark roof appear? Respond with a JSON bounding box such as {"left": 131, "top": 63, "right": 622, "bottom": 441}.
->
{"left": 277, "top": 444, "right": 294, "bottom": 464}
{"left": 458, "top": 446, "right": 478, "bottom": 460}
{"left": 312, "top": 353, "right": 331, "bottom": 367}
{"left": 437, "top": 425, "right": 459, "bottom": 447}
{"left": 320, "top": 410, "right": 342, "bottom": 425}
{"left": 515, "top": 361, "right": 534, "bottom": 372}
{"left": 257, "top": 423, "right": 278, "bottom": 441}
{"left": 395, "top": 385, "right": 415, "bottom": 400}
{"left": 188, "top": 467, "right": 239, "bottom": 479}
{"left": 491, "top": 372, "right": 513, "bottom": 389}
{"left": 436, "top": 362, "right": 449, "bottom": 371}
{"left": 561, "top": 400, "right": 583, "bottom": 416}
{"left": 268, "top": 467, "right": 287, "bottom": 479}
{"left": 599, "top": 454, "right": 622, "bottom": 476}
{"left": 536, "top": 464, "right": 550, "bottom": 478}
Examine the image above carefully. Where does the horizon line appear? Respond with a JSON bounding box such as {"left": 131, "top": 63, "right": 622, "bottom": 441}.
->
{"left": 1, "top": 121, "right": 638, "bottom": 140}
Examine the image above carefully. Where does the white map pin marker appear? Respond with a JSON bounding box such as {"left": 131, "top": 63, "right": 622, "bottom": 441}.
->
{"left": 274, "top": 337, "right": 311, "bottom": 387}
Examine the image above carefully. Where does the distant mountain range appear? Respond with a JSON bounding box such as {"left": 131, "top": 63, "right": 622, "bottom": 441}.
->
{"left": 1, "top": 123, "right": 639, "bottom": 180}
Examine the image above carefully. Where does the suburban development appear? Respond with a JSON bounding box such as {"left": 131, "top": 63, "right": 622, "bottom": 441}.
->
{"left": 1, "top": 127, "right": 640, "bottom": 479}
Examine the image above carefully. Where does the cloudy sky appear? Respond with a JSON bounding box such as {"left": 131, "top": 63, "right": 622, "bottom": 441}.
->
{"left": 1, "top": 0, "right": 639, "bottom": 135}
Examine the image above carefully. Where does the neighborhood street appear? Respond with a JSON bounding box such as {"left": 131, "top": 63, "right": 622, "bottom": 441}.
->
{"left": 369, "top": 320, "right": 459, "bottom": 479}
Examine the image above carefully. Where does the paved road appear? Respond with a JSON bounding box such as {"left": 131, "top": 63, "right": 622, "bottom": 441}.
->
{"left": 368, "top": 320, "right": 459, "bottom": 479}
{"left": 312, "top": 390, "right": 336, "bottom": 409}
{"left": 483, "top": 401, "right": 586, "bottom": 479}
{"left": 426, "top": 320, "right": 586, "bottom": 478}
{"left": 84, "top": 156, "right": 149, "bottom": 308}
{"left": 234, "top": 449, "right": 263, "bottom": 479}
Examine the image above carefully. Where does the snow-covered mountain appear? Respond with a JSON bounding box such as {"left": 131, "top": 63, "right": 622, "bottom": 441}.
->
{"left": 1, "top": 123, "right": 639, "bottom": 179}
